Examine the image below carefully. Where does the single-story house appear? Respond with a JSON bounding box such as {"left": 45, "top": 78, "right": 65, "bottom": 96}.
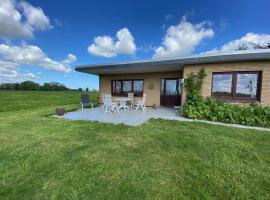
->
{"left": 75, "top": 49, "right": 270, "bottom": 107}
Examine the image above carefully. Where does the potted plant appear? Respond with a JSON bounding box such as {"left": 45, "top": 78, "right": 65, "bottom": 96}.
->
{"left": 56, "top": 108, "right": 65, "bottom": 116}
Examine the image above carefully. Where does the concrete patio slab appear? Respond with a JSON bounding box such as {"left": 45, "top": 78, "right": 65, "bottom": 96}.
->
{"left": 53, "top": 107, "right": 270, "bottom": 131}
{"left": 54, "top": 107, "right": 187, "bottom": 126}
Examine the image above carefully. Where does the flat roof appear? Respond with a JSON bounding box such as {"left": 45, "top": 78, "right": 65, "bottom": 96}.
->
{"left": 75, "top": 49, "right": 270, "bottom": 75}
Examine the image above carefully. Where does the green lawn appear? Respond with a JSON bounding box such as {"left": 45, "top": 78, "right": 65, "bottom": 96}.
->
{"left": 0, "top": 91, "right": 269, "bottom": 199}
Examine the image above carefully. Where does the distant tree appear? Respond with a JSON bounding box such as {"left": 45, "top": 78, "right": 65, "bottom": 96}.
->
{"left": 41, "top": 83, "right": 51, "bottom": 91}
{"left": 85, "top": 87, "right": 89, "bottom": 92}
{"left": 14, "top": 83, "right": 20, "bottom": 90}
{"left": 251, "top": 42, "right": 270, "bottom": 49}
{"left": 0, "top": 83, "right": 16, "bottom": 90}
{"left": 0, "top": 81, "right": 69, "bottom": 91}
{"left": 78, "top": 88, "right": 82, "bottom": 91}
{"left": 236, "top": 42, "right": 270, "bottom": 51}
{"left": 19, "top": 81, "right": 40, "bottom": 90}
{"left": 6, "top": 83, "right": 14, "bottom": 90}
{"left": 41, "top": 82, "right": 68, "bottom": 91}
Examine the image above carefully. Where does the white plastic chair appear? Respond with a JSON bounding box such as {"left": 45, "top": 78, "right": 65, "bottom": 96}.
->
{"left": 128, "top": 93, "right": 134, "bottom": 108}
{"left": 104, "top": 96, "right": 119, "bottom": 116}
{"left": 135, "top": 94, "right": 146, "bottom": 112}
{"left": 102, "top": 94, "right": 113, "bottom": 108}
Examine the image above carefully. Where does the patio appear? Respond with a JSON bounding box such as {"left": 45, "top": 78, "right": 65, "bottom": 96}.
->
{"left": 55, "top": 107, "right": 188, "bottom": 126}
{"left": 53, "top": 106, "right": 270, "bottom": 131}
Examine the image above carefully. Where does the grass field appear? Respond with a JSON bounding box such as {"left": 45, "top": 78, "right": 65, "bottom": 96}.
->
{"left": 0, "top": 91, "right": 269, "bottom": 199}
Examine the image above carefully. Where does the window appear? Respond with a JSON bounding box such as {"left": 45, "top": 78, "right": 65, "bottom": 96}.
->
{"left": 112, "top": 80, "right": 144, "bottom": 96}
{"left": 212, "top": 73, "right": 233, "bottom": 97}
{"left": 178, "top": 79, "right": 182, "bottom": 96}
{"left": 112, "top": 80, "right": 121, "bottom": 95}
{"left": 212, "top": 71, "right": 261, "bottom": 101}
{"left": 236, "top": 73, "right": 258, "bottom": 98}
{"left": 165, "top": 79, "right": 177, "bottom": 95}
{"left": 133, "top": 80, "right": 143, "bottom": 96}
{"left": 123, "top": 80, "right": 132, "bottom": 94}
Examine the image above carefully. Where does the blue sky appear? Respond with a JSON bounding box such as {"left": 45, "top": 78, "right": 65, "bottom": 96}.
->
{"left": 0, "top": 0, "right": 270, "bottom": 89}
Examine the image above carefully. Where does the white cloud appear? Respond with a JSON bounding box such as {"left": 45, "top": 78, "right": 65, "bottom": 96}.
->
{"left": 153, "top": 16, "right": 214, "bottom": 59}
{"left": 0, "top": 43, "right": 76, "bottom": 74}
{"left": 62, "top": 53, "right": 77, "bottom": 65}
{"left": 0, "top": 60, "right": 40, "bottom": 82}
{"left": 205, "top": 33, "right": 270, "bottom": 53}
{"left": 0, "top": 61, "right": 20, "bottom": 82}
{"left": 0, "top": 0, "right": 51, "bottom": 39}
{"left": 22, "top": 72, "right": 39, "bottom": 80}
{"left": 88, "top": 28, "right": 136, "bottom": 57}
{"left": 0, "top": 0, "right": 33, "bottom": 38}
{"left": 20, "top": 1, "right": 51, "bottom": 31}
{"left": 88, "top": 36, "right": 115, "bottom": 57}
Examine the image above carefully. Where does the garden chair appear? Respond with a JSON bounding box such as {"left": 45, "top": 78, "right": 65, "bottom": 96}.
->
{"left": 135, "top": 94, "right": 147, "bottom": 112}
{"left": 128, "top": 92, "right": 134, "bottom": 108}
{"left": 102, "top": 93, "right": 114, "bottom": 108}
{"left": 80, "top": 93, "right": 94, "bottom": 110}
{"left": 104, "top": 96, "right": 119, "bottom": 116}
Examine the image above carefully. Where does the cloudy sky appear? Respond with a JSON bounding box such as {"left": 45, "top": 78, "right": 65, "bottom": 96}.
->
{"left": 0, "top": 0, "right": 270, "bottom": 89}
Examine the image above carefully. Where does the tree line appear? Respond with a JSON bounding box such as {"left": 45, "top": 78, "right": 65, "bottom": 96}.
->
{"left": 237, "top": 42, "right": 270, "bottom": 50}
{"left": 0, "top": 81, "right": 70, "bottom": 91}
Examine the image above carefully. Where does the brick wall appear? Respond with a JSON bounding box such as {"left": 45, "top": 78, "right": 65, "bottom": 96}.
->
{"left": 99, "top": 71, "right": 182, "bottom": 106}
{"left": 182, "top": 61, "right": 270, "bottom": 105}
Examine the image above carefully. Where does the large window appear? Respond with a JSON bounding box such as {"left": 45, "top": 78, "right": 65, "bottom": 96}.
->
{"left": 212, "top": 73, "right": 233, "bottom": 97}
{"left": 112, "top": 80, "right": 143, "bottom": 96}
{"left": 212, "top": 71, "right": 261, "bottom": 101}
{"left": 236, "top": 73, "right": 259, "bottom": 98}
{"left": 133, "top": 80, "right": 144, "bottom": 96}
{"left": 123, "top": 80, "right": 132, "bottom": 94}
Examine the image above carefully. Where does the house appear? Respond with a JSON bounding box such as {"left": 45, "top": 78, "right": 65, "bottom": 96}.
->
{"left": 75, "top": 50, "right": 270, "bottom": 107}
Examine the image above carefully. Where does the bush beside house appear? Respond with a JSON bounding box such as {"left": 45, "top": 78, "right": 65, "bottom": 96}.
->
{"left": 182, "top": 68, "right": 270, "bottom": 127}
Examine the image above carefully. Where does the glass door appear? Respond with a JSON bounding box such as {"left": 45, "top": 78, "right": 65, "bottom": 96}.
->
{"left": 160, "top": 78, "right": 181, "bottom": 106}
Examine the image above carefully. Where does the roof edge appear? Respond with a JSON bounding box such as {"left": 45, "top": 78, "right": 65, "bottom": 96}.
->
{"left": 75, "top": 49, "right": 270, "bottom": 70}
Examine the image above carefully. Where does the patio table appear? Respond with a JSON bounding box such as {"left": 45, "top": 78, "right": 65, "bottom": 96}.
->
{"left": 114, "top": 97, "right": 132, "bottom": 110}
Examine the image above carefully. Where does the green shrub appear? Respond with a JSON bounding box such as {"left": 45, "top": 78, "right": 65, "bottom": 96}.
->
{"left": 182, "top": 68, "right": 270, "bottom": 127}
{"left": 182, "top": 96, "right": 270, "bottom": 127}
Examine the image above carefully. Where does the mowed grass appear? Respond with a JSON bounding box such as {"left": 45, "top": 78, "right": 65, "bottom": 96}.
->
{"left": 0, "top": 91, "right": 269, "bottom": 199}
{"left": 0, "top": 91, "right": 98, "bottom": 112}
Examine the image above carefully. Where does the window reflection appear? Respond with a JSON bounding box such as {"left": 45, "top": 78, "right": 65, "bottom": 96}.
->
{"left": 161, "top": 79, "right": 164, "bottom": 95}
{"left": 212, "top": 74, "right": 232, "bottom": 97}
{"left": 212, "top": 71, "right": 261, "bottom": 101}
{"left": 236, "top": 73, "right": 258, "bottom": 98}
{"left": 111, "top": 80, "right": 143, "bottom": 96}
{"left": 133, "top": 80, "right": 143, "bottom": 96}
{"left": 178, "top": 79, "right": 182, "bottom": 96}
{"left": 123, "top": 80, "right": 132, "bottom": 94}
{"left": 165, "top": 80, "right": 177, "bottom": 95}
{"left": 113, "top": 81, "right": 121, "bottom": 95}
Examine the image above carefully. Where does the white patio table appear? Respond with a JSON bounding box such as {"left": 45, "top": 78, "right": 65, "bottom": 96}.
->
{"left": 114, "top": 97, "right": 132, "bottom": 110}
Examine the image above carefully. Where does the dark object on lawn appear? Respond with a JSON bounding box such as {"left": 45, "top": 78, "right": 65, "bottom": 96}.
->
{"left": 81, "top": 93, "right": 94, "bottom": 110}
{"left": 56, "top": 108, "right": 65, "bottom": 116}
